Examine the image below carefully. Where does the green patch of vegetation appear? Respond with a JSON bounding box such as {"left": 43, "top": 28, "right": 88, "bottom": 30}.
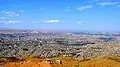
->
{"left": 106, "top": 56, "right": 120, "bottom": 62}
{"left": 0, "top": 56, "right": 20, "bottom": 62}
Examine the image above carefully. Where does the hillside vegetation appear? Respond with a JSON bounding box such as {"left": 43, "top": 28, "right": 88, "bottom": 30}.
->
{"left": 0, "top": 56, "right": 120, "bottom": 67}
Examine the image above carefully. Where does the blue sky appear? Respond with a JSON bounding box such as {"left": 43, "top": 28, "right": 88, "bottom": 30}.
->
{"left": 0, "top": 0, "right": 120, "bottom": 32}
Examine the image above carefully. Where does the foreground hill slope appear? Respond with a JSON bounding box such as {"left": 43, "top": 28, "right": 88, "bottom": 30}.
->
{"left": 51, "top": 56, "right": 120, "bottom": 67}
{"left": 0, "top": 56, "right": 52, "bottom": 67}
{"left": 0, "top": 56, "right": 120, "bottom": 67}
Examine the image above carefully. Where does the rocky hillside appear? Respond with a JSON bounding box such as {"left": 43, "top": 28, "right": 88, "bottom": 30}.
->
{"left": 0, "top": 56, "right": 120, "bottom": 67}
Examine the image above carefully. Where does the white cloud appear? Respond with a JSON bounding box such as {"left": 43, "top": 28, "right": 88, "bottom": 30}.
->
{"left": 76, "top": 5, "right": 93, "bottom": 11}
{"left": 0, "top": 11, "right": 20, "bottom": 17}
{"left": 77, "top": 21, "right": 83, "bottom": 24}
{"left": 16, "top": 14, "right": 20, "bottom": 16}
{"left": 68, "top": 7, "right": 70, "bottom": 8}
{"left": 7, "top": 20, "right": 24, "bottom": 24}
{"left": 44, "top": 20, "right": 60, "bottom": 23}
{"left": 5, "top": 12, "right": 20, "bottom": 17}
{"left": 0, "top": 20, "right": 24, "bottom": 24}
{"left": 97, "top": 2, "right": 119, "bottom": 6}
{"left": 77, "top": 20, "right": 84, "bottom": 24}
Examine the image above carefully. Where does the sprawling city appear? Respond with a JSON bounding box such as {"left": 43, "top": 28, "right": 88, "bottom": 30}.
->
{"left": 0, "top": 0, "right": 120, "bottom": 67}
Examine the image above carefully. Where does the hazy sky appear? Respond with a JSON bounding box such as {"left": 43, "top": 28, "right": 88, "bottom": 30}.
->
{"left": 0, "top": 0, "right": 120, "bottom": 32}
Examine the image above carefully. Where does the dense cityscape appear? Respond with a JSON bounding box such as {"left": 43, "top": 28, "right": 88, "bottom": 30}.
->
{"left": 0, "top": 0, "right": 120, "bottom": 67}
{"left": 0, "top": 30, "right": 120, "bottom": 67}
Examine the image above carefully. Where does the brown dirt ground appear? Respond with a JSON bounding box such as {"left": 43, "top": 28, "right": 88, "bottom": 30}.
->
{"left": 0, "top": 56, "right": 120, "bottom": 67}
